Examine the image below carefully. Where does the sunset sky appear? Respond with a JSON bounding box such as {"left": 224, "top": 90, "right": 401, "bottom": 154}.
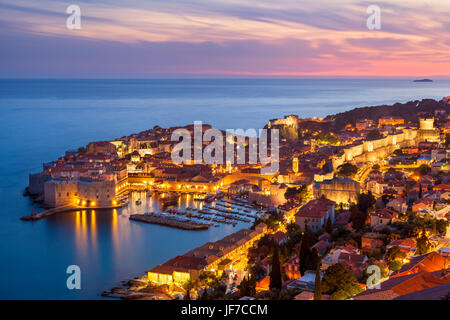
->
{"left": 1, "top": 0, "right": 449, "bottom": 78}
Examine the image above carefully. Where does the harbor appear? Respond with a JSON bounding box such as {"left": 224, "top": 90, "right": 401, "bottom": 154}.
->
{"left": 126, "top": 192, "right": 262, "bottom": 230}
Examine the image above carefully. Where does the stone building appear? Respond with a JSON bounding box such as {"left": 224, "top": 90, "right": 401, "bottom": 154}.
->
{"left": 44, "top": 178, "right": 116, "bottom": 207}
{"left": 295, "top": 198, "right": 335, "bottom": 232}
{"left": 313, "top": 176, "right": 360, "bottom": 204}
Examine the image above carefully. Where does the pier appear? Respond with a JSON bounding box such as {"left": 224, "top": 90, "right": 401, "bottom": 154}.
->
{"left": 129, "top": 214, "right": 210, "bottom": 230}
{"left": 20, "top": 203, "right": 126, "bottom": 221}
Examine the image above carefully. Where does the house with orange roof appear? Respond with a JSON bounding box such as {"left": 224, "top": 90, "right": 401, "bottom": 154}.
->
{"left": 390, "top": 251, "right": 450, "bottom": 279}
{"left": 354, "top": 270, "right": 450, "bottom": 300}
{"left": 255, "top": 275, "right": 270, "bottom": 293}
{"left": 412, "top": 198, "right": 434, "bottom": 213}
{"left": 370, "top": 208, "right": 398, "bottom": 229}
{"left": 361, "top": 232, "right": 384, "bottom": 252}
{"left": 434, "top": 184, "right": 450, "bottom": 192}
{"left": 284, "top": 255, "right": 301, "bottom": 280}
{"left": 386, "top": 238, "right": 417, "bottom": 256}
{"left": 386, "top": 196, "right": 407, "bottom": 213}
{"left": 294, "top": 198, "right": 335, "bottom": 232}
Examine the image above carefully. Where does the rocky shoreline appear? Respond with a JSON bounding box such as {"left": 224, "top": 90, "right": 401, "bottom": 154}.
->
{"left": 101, "top": 275, "right": 182, "bottom": 300}
{"left": 129, "top": 214, "right": 210, "bottom": 230}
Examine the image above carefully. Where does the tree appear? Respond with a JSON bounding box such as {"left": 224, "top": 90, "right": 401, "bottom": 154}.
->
{"left": 321, "top": 263, "right": 362, "bottom": 300}
{"left": 337, "top": 163, "right": 358, "bottom": 178}
{"left": 183, "top": 279, "right": 195, "bottom": 300}
{"left": 350, "top": 192, "right": 376, "bottom": 231}
{"left": 325, "top": 216, "right": 333, "bottom": 233}
{"left": 298, "top": 227, "right": 318, "bottom": 275}
{"left": 238, "top": 275, "right": 256, "bottom": 297}
{"left": 314, "top": 263, "right": 322, "bottom": 300}
{"left": 284, "top": 186, "right": 309, "bottom": 203}
{"left": 385, "top": 246, "right": 406, "bottom": 265}
{"left": 317, "top": 132, "right": 340, "bottom": 145}
{"left": 389, "top": 260, "right": 402, "bottom": 271}
{"left": 269, "top": 241, "right": 282, "bottom": 290}
{"left": 416, "top": 231, "right": 430, "bottom": 255}
{"left": 250, "top": 262, "right": 267, "bottom": 281}
{"left": 199, "top": 289, "right": 209, "bottom": 300}
{"left": 436, "top": 219, "right": 449, "bottom": 235}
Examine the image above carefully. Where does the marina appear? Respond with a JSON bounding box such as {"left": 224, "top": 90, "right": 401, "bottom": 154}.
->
{"left": 126, "top": 192, "right": 261, "bottom": 230}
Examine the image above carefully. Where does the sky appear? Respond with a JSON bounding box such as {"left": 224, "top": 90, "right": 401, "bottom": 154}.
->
{"left": 0, "top": 0, "right": 449, "bottom": 78}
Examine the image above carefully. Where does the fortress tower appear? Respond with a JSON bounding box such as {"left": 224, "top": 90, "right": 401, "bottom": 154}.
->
{"left": 419, "top": 117, "right": 435, "bottom": 130}
{"left": 418, "top": 117, "right": 440, "bottom": 142}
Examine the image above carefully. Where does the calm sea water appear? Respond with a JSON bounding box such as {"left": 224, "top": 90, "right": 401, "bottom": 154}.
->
{"left": 0, "top": 78, "right": 449, "bottom": 299}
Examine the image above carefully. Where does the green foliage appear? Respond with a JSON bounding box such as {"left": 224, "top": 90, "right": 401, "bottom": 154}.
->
{"left": 314, "top": 264, "right": 322, "bottom": 300}
{"left": 238, "top": 275, "right": 256, "bottom": 297}
{"left": 360, "top": 263, "right": 388, "bottom": 284}
{"left": 317, "top": 132, "right": 340, "bottom": 145}
{"left": 322, "top": 263, "right": 361, "bottom": 300}
{"left": 436, "top": 219, "right": 449, "bottom": 235}
{"left": 299, "top": 227, "right": 319, "bottom": 275}
{"left": 389, "top": 260, "right": 403, "bottom": 271}
{"left": 325, "top": 216, "right": 333, "bottom": 233}
{"left": 262, "top": 210, "right": 285, "bottom": 228}
{"left": 337, "top": 163, "right": 358, "bottom": 178}
{"left": 385, "top": 246, "right": 407, "bottom": 265}
{"left": 416, "top": 232, "right": 431, "bottom": 255}
{"left": 269, "top": 242, "right": 282, "bottom": 290}
{"left": 250, "top": 262, "right": 267, "bottom": 281}
{"left": 284, "top": 185, "right": 309, "bottom": 202}
{"left": 350, "top": 192, "right": 375, "bottom": 231}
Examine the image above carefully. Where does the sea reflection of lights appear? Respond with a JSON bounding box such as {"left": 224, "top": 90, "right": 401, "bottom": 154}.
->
{"left": 90, "top": 210, "right": 98, "bottom": 255}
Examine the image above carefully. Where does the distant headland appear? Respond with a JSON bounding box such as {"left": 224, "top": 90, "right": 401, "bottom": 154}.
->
{"left": 413, "top": 79, "right": 433, "bottom": 82}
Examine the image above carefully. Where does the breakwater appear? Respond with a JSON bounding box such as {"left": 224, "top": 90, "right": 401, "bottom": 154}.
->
{"left": 129, "top": 214, "right": 210, "bottom": 230}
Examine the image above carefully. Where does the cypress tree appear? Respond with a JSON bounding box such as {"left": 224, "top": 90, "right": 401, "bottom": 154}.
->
{"left": 270, "top": 241, "right": 282, "bottom": 290}
{"left": 325, "top": 216, "right": 333, "bottom": 233}
{"left": 314, "top": 263, "right": 322, "bottom": 300}
{"left": 200, "top": 289, "right": 209, "bottom": 300}
{"left": 299, "top": 226, "right": 315, "bottom": 275}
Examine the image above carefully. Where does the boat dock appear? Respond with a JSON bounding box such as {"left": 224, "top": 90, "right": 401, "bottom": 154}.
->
{"left": 129, "top": 214, "right": 210, "bottom": 230}
{"left": 20, "top": 203, "right": 126, "bottom": 221}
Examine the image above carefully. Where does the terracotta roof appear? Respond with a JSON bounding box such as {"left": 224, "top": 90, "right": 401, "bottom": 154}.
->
{"left": 391, "top": 252, "right": 450, "bottom": 278}
{"left": 295, "top": 198, "right": 335, "bottom": 219}
{"left": 371, "top": 208, "right": 397, "bottom": 220}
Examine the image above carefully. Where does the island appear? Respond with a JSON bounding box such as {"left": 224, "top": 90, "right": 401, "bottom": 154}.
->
{"left": 413, "top": 79, "right": 433, "bottom": 82}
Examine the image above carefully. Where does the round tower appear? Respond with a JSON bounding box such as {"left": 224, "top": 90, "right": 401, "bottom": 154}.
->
{"left": 419, "top": 117, "right": 434, "bottom": 130}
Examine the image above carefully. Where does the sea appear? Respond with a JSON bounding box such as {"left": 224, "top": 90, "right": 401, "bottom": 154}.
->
{"left": 0, "top": 78, "right": 449, "bottom": 299}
